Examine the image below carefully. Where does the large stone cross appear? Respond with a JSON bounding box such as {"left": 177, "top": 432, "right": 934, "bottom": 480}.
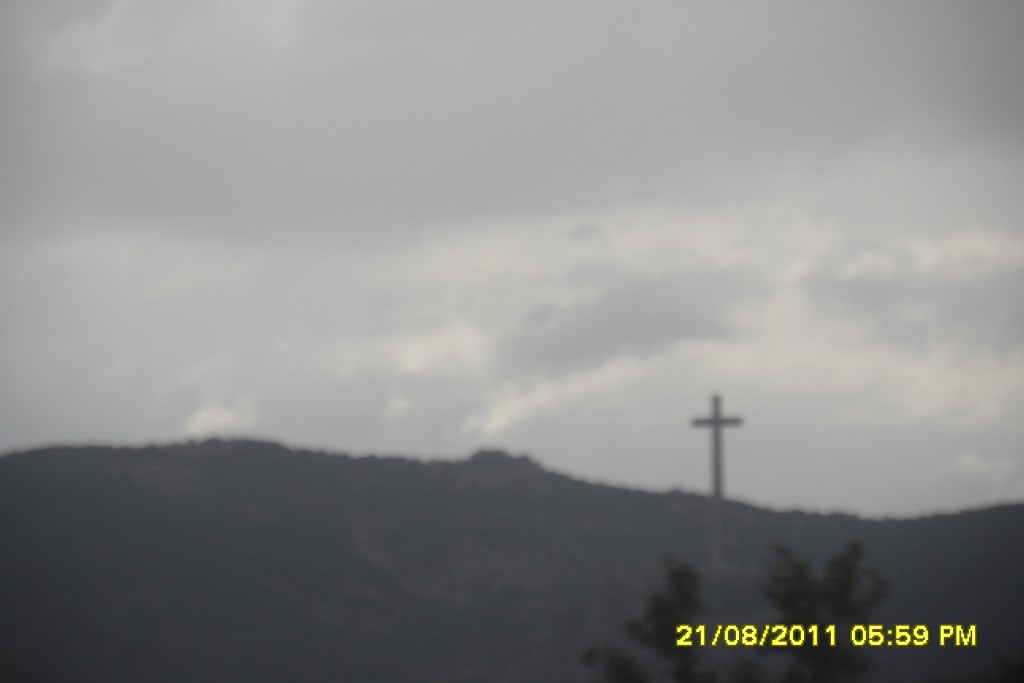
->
{"left": 692, "top": 394, "right": 742, "bottom": 570}
{"left": 692, "top": 394, "right": 743, "bottom": 502}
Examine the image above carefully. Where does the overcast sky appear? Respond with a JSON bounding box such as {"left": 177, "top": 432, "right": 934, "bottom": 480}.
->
{"left": 2, "top": 1, "right": 1022, "bottom": 517}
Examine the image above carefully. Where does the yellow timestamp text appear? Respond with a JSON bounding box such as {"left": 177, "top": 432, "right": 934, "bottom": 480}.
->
{"left": 675, "top": 624, "right": 977, "bottom": 648}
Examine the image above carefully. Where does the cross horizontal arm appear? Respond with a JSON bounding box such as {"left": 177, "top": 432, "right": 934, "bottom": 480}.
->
{"left": 692, "top": 417, "right": 743, "bottom": 427}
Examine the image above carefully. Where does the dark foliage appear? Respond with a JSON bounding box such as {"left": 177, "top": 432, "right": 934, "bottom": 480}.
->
{"left": 625, "top": 559, "right": 708, "bottom": 682}
{"left": 764, "top": 541, "right": 886, "bottom": 682}
{"left": 587, "top": 558, "right": 712, "bottom": 682}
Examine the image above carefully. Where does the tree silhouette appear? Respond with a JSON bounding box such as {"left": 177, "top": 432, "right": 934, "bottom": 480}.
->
{"left": 763, "top": 540, "right": 886, "bottom": 683}
{"left": 585, "top": 557, "right": 716, "bottom": 683}
{"left": 586, "top": 541, "right": 893, "bottom": 682}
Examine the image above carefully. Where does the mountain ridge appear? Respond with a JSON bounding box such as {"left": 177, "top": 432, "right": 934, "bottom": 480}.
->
{"left": 1, "top": 439, "right": 1020, "bottom": 682}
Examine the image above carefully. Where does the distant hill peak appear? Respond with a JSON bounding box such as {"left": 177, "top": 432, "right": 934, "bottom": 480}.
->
{"left": 467, "top": 448, "right": 540, "bottom": 469}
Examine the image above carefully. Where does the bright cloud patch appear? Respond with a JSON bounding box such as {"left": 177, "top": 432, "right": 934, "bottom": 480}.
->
{"left": 184, "top": 397, "right": 258, "bottom": 437}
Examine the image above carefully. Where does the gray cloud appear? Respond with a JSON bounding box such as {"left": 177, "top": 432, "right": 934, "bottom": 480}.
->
{"left": 804, "top": 239, "right": 1024, "bottom": 354}
{"left": 499, "top": 267, "right": 760, "bottom": 378}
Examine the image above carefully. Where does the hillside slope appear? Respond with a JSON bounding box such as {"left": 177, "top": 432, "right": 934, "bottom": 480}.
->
{"left": 1, "top": 439, "right": 1020, "bottom": 682}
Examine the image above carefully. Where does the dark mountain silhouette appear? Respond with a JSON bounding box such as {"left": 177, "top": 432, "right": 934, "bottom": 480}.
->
{"left": 1, "top": 439, "right": 1020, "bottom": 682}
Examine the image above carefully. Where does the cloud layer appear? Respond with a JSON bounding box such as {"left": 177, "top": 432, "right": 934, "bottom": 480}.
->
{"left": 2, "top": 1, "right": 1022, "bottom": 515}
